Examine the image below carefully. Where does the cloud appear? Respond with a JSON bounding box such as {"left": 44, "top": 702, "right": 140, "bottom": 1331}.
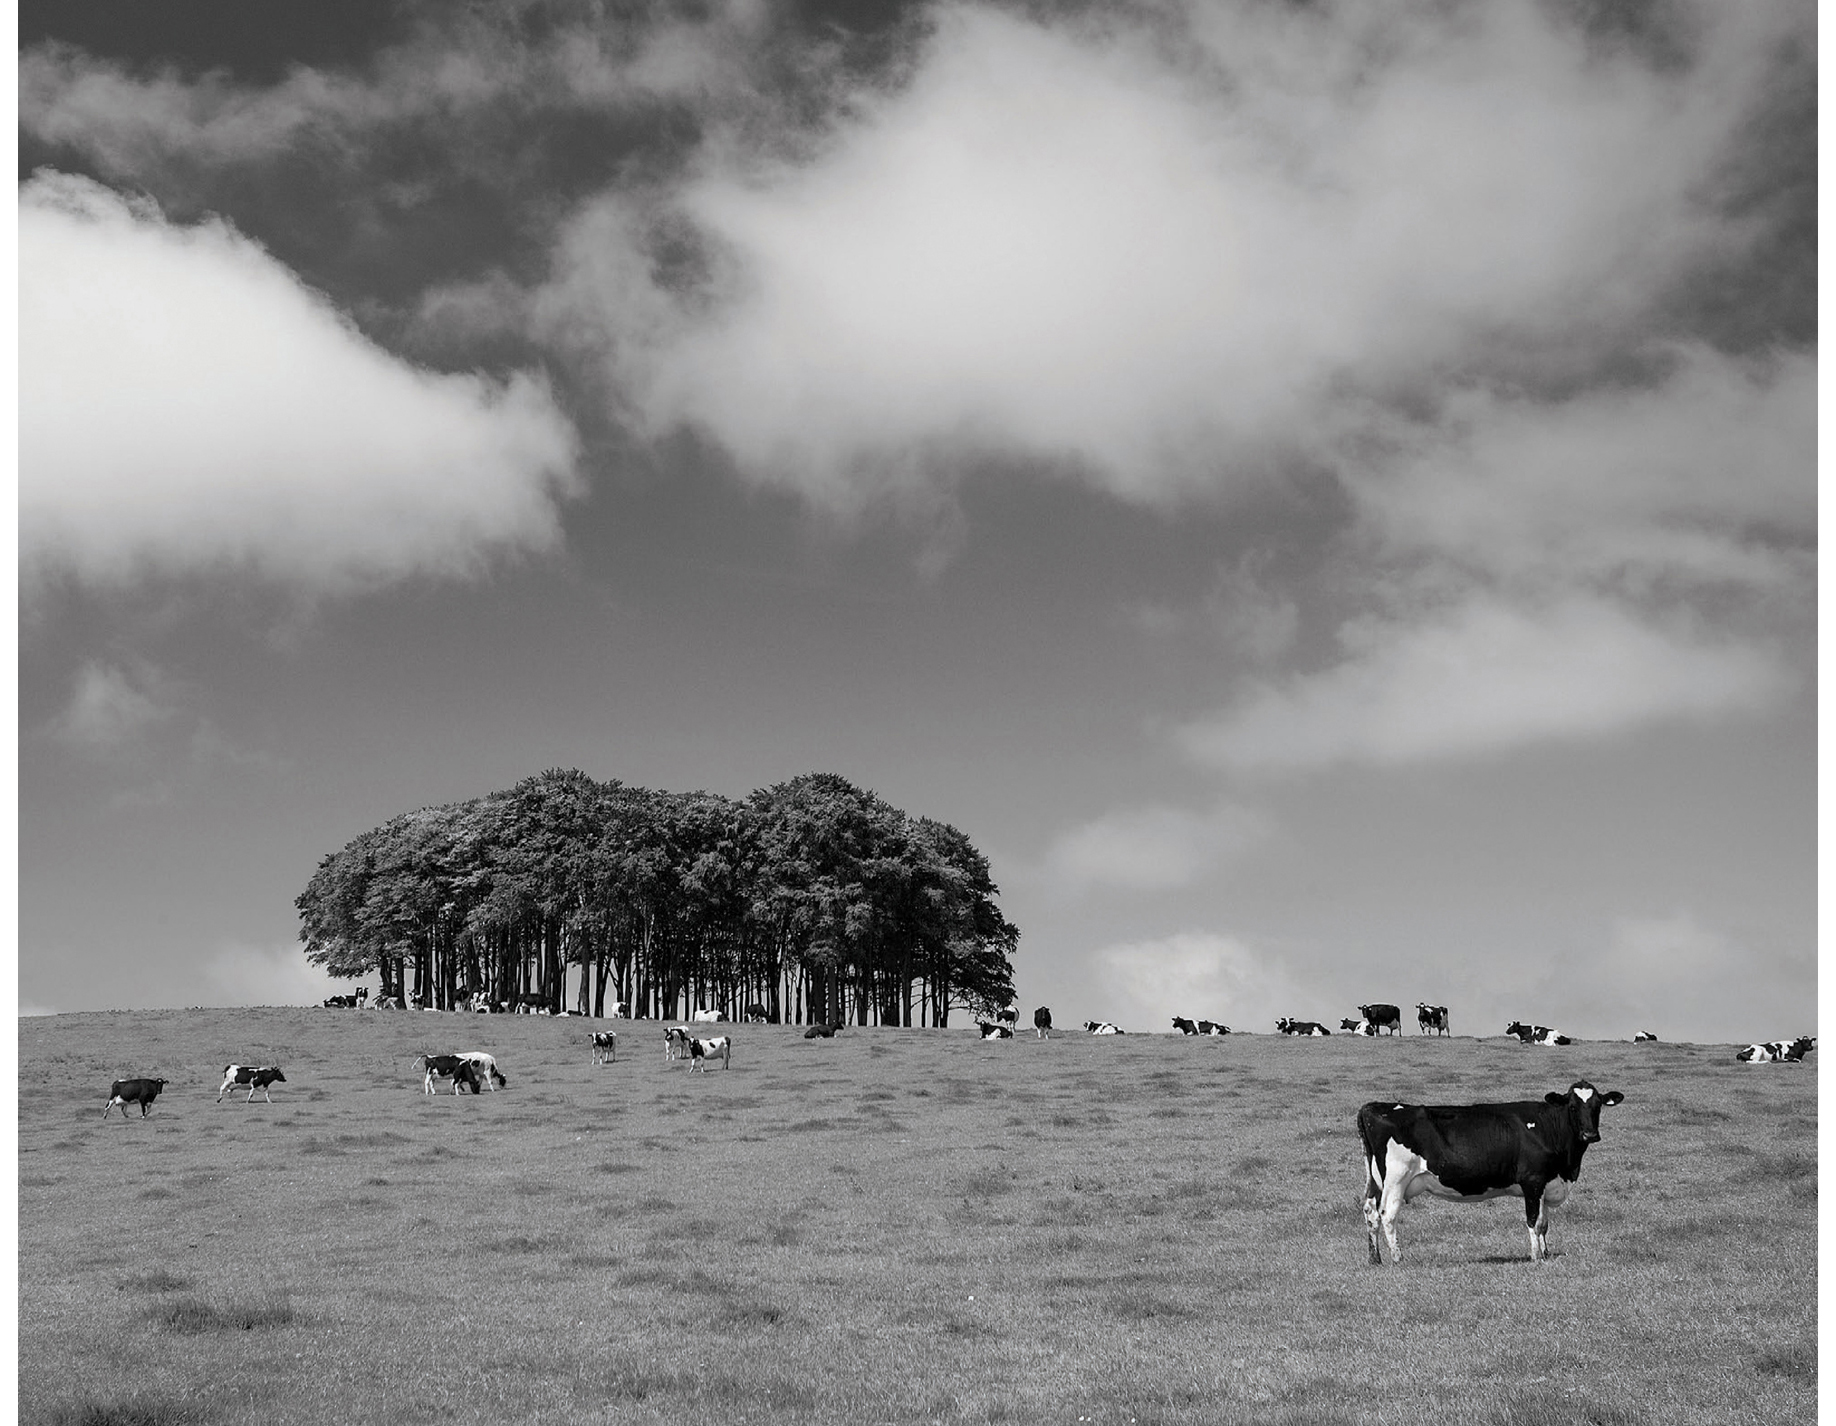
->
{"left": 1043, "top": 802, "right": 1265, "bottom": 892}
{"left": 1092, "top": 931, "right": 1316, "bottom": 1031}
{"left": 203, "top": 942, "right": 357, "bottom": 1007}
{"left": 1178, "top": 594, "right": 1789, "bottom": 772}
{"left": 544, "top": 0, "right": 1800, "bottom": 505}
{"left": 20, "top": 171, "right": 581, "bottom": 593}
{"left": 49, "top": 661, "right": 174, "bottom": 753}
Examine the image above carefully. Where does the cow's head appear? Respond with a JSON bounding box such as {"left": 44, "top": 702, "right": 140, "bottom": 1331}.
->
{"left": 1506, "top": 1021, "right": 1532, "bottom": 1040}
{"left": 1543, "top": 1081, "right": 1624, "bottom": 1143}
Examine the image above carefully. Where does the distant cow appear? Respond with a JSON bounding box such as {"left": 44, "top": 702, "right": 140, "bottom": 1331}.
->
{"left": 664, "top": 1026, "right": 693, "bottom": 1059}
{"left": 1506, "top": 1022, "right": 1571, "bottom": 1046}
{"left": 690, "top": 1009, "right": 722, "bottom": 1024}
{"left": 1417, "top": 1003, "right": 1450, "bottom": 1036}
{"left": 217, "top": 1065, "right": 285, "bottom": 1103}
{"left": 1633, "top": 1030, "right": 1658, "bottom": 1043}
{"left": 457, "top": 1052, "right": 508, "bottom": 1090}
{"left": 1277, "top": 1018, "right": 1331, "bottom": 1036}
{"left": 1736, "top": 1037, "right": 1814, "bottom": 1064}
{"left": 978, "top": 1022, "right": 1014, "bottom": 1040}
{"left": 323, "top": 988, "right": 368, "bottom": 1009}
{"left": 803, "top": 1021, "right": 845, "bottom": 1039}
{"left": 103, "top": 1078, "right": 168, "bottom": 1119}
{"left": 687, "top": 1035, "right": 731, "bottom": 1072}
{"left": 744, "top": 1003, "right": 769, "bottom": 1023}
{"left": 591, "top": 1031, "right": 618, "bottom": 1064}
{"left": 1034, "top": 1007, "right": 1052, "bottom": 1038}
{"left": 373, "top": 995, "right": 405, "bottom": 1010}
{"left": 1083, "top": 1021, "right": 1124, "bottom": 1035}
{"left": 610, "top": 1001, "right": 630, "bottom": 1018}
{"left": 1340, "top": 1019, "right": 1379, "bottom": 1037}
{"left": 1358, "top": 1004, "right": 1402, "bottom": 1035}
{"left": 1197, "top": 1021, "right": 1230, "bottom": 1036}
{"left": 996, "top": 1007, "right": 1019, "bottom": 1026}
{"left": 1360, "top": 1079, "right": 1624, "bottom": 1263}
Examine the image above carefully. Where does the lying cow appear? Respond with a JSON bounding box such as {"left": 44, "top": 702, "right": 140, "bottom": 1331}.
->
{"left": 1633, "top": 1030, "right": 1658, "bottom": 1043}
{"left": 1506, "top": 1022, "right": 1571, "bottom": 1046}
{"left": 1340, "top": 1018, "right": 1379, "bottom": 1037}
{"left": 689, "top": 1008, "right": 722, "bottom": 1024}
{"left": 103, "top": 1077, "right": 168, "bottom": 1119}
{"left": 591, "top": 1031, "right": 618, "bottom": 1064}
{"left": 977, "top": 1022, "right": 1014, "bottom": 1040}
{"left": 217, "top": 1065, "right": 286, "bottom": 1103}
{"left": 1277, "top": 1018, "right": 1331, "bottom": 1036}
{"left": 323, "top": 988, "right": 368, "bottom": 1009}
{"left": 686, "top": 1035, "right": 731, "bottom": 1072}
{"left": 1197, "top": 1021, "right": 1230, "bottom": 1036}
{"left": 1736, "top": 1036, "right": 1815, "bottom": 1063}
{"left": 1360, "top": 1079, "right": 1624, "bottom": 1263}
{"left": 1417, "top": 1003, "right": 1450, "bottom": 1036}
{"left": 1172, "top": 1017, "right": 1199, "bottom": 1035}
{"left": 803, "top": 1022, "right": 843, "bottom": 1039}
{"left": 1083, "top": 1021, "right": 1124, "bottom": 1035}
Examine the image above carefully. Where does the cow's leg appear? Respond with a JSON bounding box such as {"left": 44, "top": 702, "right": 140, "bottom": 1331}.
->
{"left": 1362, "top": 1169, "right": 1384, "bottom": 1265}
{"left": 1526, "top": 1179, "right": 1568, "bottom": 1261}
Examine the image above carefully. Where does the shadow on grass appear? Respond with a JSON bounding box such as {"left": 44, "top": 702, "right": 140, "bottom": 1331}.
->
{"left": 43, "top": 1396, "right": 207, "bottom": 1426}
{"left": 1754, "top": 1340, "right": 1816, "bottom": 1382}
{"left": 147, "top": 1295, "right": 294, "bottom": 1333}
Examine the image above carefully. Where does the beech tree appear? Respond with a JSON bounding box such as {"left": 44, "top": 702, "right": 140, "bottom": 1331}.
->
{"left": 296, "top": 770, "right": 1016, "bottom": 1025}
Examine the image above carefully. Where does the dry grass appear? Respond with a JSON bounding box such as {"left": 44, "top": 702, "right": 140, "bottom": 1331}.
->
{"left": 19, "top": 1008, "right": 1815, "bottom": 1425}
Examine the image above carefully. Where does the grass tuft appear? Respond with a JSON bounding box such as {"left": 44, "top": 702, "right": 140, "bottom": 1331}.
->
{"left": 116, "top": 1270, "right": 193, "bottom": 1294}
{"left": 150, "top": 1295, "right": 294, "bottom": 1333}
{"left": 1755, "top": 1340, "right": 1816, "bottom": 1381}
{"left": 45, "top": 1396, "right": 205, "bottom": 1426}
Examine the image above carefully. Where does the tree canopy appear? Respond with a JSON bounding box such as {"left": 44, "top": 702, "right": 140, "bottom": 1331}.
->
{"left": 295, "top": 770, "right": 1018, "bottom": 1025}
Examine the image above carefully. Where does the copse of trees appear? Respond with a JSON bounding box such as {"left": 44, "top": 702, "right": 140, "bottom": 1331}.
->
{"left": 295, "top": 769, "right": 1018, "bottom": 1027}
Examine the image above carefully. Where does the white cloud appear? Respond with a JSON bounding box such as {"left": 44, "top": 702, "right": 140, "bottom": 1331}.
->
{"left": 1044, "top": 802, "right": 1265, "bottom": 892}
{"left": 203, "top": 942, "right": 357, "bottom": 1007}
{"left": 1179, "top": 594, "right": 1789, "bottom": 772}
{"left": 20, "top": 171, "right": 581, "bottom": 593}
{"left": 49, "top": 661, "right": 173, "bottom": 752}
{"left": 1092, "top": 931, "right": 1318, "bottom": 1032}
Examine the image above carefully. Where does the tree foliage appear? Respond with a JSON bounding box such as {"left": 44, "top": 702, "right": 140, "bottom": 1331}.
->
{"left": 296, "top": 770, "right": 1017, "bottom": 1025}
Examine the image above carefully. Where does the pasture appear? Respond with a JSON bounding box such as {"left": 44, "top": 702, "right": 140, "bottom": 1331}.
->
{"left": 19, "top": 1010, "right": 1816, "bottom": 1426}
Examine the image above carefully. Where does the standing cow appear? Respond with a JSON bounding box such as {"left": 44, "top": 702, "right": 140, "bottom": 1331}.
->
{"left": 1417, "top": 1004, "right": 1451, "bottom": 1036}
{"left": 103, "top": 1078, "right": 168, "bottom": 1119}
{"left": 1357, "top": 1004, "right": 1402, "bottom": 1036}
{"left": 1034, "top": 1007, "right": 1052, "bottom": 1039}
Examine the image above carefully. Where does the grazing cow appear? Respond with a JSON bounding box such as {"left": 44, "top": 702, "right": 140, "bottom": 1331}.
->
{"left": 103, "top": 1078, "right": 168, "bottom": 1119}
{"left": 663, "top": 1026, "right": 692, "bottom": 1060}
{"left": 1197, "top": 1021, "right": 1231, "bottom": 1036}
{"left": 744, "top": 1003, "right": 769, "bottom": 1023}
{"left": 457, "top": 1052, "right": 508, "bottom": 1090}
{"left": 690, "top": 1008, "right": 722, "bottom": 1024}
{"left": 1172, "top": 1017, "right": 1199, "bottom": 1036}
{"left": 1277, "top": 1018, "right": 1331, "bottom": 1036}
{"left": 1417, "top": 1003, "right": 1450, "bottom": 1036}
{"left": 1358, "top": 1003, "right": 1403, "bottom": 1035}
{"left": 977, "top": 1022, "right": 1014, "bottom": 1040}
{"left": 1034, "top": 1007, "right": 1052, "bottom": 1039}
{"left": 415, "top": 1054, "right": 481, "bottom": 1094}
{"left": 1736, "top": 1037, "right": 1815, "bottom": 1064}
{"left": 1082, "top": 1021, "right": 1124, "bottom": 1035}
{"left": 1359, "top": 1079, "right": 1624, "bottom": 1264}
{"left": 1633, "top": 1031, "right": 1658, "bottom": 1043}
{"left": 591, "top": 1031, "right": 618, "bottom": 1064}
{"left": 217, "top": 1065, "right": 286, "bottom": 1103}
{"left": 687, "top": 1035, "right": 731, "bottom": 1072}
{"left": 1340, "top": 1019, "right": 1379, "bottom": 1037}
{"left": 1506, "top": 1022, "right": 1571, "bottom": 1046}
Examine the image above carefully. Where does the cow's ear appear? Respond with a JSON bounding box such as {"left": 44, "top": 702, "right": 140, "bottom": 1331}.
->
{"left": 1543, "top": 1091, "right": 1567, "bottom": 1105}
{"left": 1599, "top": 1091, "right": 1624, "bottom": 1107}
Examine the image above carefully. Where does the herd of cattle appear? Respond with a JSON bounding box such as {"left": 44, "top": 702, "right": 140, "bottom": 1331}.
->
{"left": 97, "top": 1000, "right": 1814, "bottom": 1266}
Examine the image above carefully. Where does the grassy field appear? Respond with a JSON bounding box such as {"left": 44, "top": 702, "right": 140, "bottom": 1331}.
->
{"left": 18, "top": 1009, "right": 1816, "bottom": 1426}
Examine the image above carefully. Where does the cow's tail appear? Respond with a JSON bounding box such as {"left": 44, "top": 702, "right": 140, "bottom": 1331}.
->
{"left": 1355, "top": 1106, "right": 1391, "bottom": 1197}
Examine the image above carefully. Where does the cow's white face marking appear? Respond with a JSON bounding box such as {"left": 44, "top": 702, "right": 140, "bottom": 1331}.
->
{"left": 1525, "top": 1121, "right": 1536, "bottom": 1129}
{"left": 1574, "top": 1085, "right": 1593, "bottom": 1101}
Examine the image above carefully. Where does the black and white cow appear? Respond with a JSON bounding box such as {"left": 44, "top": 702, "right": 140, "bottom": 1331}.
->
{"left": 457, "top": 1051, "right": 508, "bottom": 1090}
{"left": 977, "top": 1022, "right": 1014, "bottom": 1040}
{"left": 1736, "top": 1036, "right": 1815, "bottom": 1063}
{"left": 1083, "top": 1021, "right": 1124, "bottom": 1035}
{"left": 1277, "top": 1018, "right": 1331, "bottom": 1036}
{"left": 744, "top": 1003, "right": 770, "bottom": 1023}
{"left": 1172, "top": 1017, "right": 1199, "bottom": 1035}
{"left": 416, "top": 1054, "right": 484, "bottom": 1094}
{"left": 687, "top": 1035, "right": 731, "bottom": 1072}
{"left": 996, "top": 1007, "right": 1019, "bottom": 1027}
{"left": 1633, "top": 1030, "right": 1658, "bottom": 1043}
{"left": 690, "top": 1008, "right": 722, "bottom": 1025}
{"left": 1359, "top": 1079, "right": 1625, "bottom": 1264}
{"left": 802, "top": 1021, "right": 842, "bottom": 1040}
{"left": 103, "top": 1078, "right": 168, "bottom": 1119}
{"left": 1197, "top": 1021, "right": 1230, "bottom": 1036}
{"left": 1506, "top": 1022, "right": 1571, "bottom": 1046}
{"left": 591, "top": 1031, "right": 618, "bottom": 1064}
{"left": 1340, "top": 1018, "right": 1379, "bottom": 1037}
{"left": 1357, "top": 1003, "right": 1403, "bottom": 1035}
{"left": 664, "top": 1026, "right": 693, "bottom": 1059}
{"left": 1417, "top": 1003, "right": 1450, "bottom": 1036}
{"left": 323, "top": 987, "right": 368, "bottom": 1008}
{"left": 217, "top": 1065, "right": 286, "bottom": 1103}
{"left": 1034, "top": 1007, "right": 1052, "bottom": 1038}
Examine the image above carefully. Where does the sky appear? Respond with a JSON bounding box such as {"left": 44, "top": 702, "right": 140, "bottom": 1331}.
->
{"left": 16, "top": 0, "right": 1817, "bottom": 1042}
